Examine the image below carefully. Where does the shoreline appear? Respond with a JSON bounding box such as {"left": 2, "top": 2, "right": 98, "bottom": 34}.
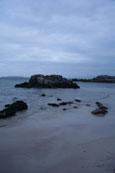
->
{"left": 0, "top": 79, "right": 115, "bottom": 173}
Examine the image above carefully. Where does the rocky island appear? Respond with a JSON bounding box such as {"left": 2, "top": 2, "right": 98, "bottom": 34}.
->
{"left": 72, "top": 75, "right": 115, "bottom": 83}
{"left": 15, "top": 74, "right": 80, "bottom": 89}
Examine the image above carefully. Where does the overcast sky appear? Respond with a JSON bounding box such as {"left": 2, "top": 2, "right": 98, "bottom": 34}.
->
{"left": 0, "top": 0, "right": 115, "bottom": 77}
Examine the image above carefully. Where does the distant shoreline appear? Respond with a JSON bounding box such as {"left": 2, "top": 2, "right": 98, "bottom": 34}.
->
{"left": 1, "top": 75, "right": 115, "bottom": 83}
{"left": 72, "top": 75, "right": 115, "bottom": 83}
{"left": 0, "top": 76, "right": 29, "bottom": 79}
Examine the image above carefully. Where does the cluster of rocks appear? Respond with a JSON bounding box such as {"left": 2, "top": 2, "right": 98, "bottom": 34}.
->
{"left": 15, "top": 74, "right": 80, "bottom": 89}
{"left": 47, "top": 99, "right": 82, "bottom": 111}
{"left": 91, "top": 102, "right": 108, "bottom": 116}
{"left": 0, "top": 73, "right": 80, "bottom": 119}
{"left": 0, "top": 101, "right": 28, "bottom": 119}
{"left": 0, "top": 98, "right": 109, "bottom": 119}
{"left": 48, "top": 101, "right": 74, "bottom": 107}
{"left": 47, "top": 98, "right": 109, "bottom": 116}
{"left": 0, "top": 87, "right": 109, "bottom": 119}
{"left": 72, "top": 75, "right": 115, "bottom": 83}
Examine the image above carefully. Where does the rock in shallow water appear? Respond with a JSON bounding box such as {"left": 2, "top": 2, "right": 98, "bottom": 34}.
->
{"left": 63, "top": 108, "right": 67, "bottom": 111}
{"left": 48, "top": 103, "right": 59, "bottom": 107}
{"left": 73, "top": 106, "right": 78, "bottom": 109}
{"left": 92, "top": 108, "right": 108, "bottom": 116}
{"left": 41, "top": 94, "right": 46, "bottom": 97}
{"left": 57, "top": 98, "right": 62, "bottom": 101}
{"left": 75, "top": 99, "right": 81, "bottom": 102}
{"left": 59, "top": 101, "right": 73, "bottom": 106}
{"left": 15, "top": 74, "right": 80, "bottom": 89}
{"left": 96, "top": 102, "right": 103, "bottom": 107}
{"left": 0, "top": 101, "right": 28, "bottom": 119}
{"left": 91, "top": 102, "right": 108, "bottom": 116}
{"left": 15, "top": 82, "right": 29, "bottom": 88}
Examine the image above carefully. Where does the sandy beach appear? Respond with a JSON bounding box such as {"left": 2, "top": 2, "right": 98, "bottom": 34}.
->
{"left": 0, "top": 0, "right": 115, "bottom": 172}
{"left": 0, "top": 81, "right": 115, "bottom": 173}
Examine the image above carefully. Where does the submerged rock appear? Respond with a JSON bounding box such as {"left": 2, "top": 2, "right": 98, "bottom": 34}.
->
{"left": 15, "top": 74, "right": 80, "bottom": 89}
{"left": 0, "top": 101, "right": 28, "bottom": 119}
{"left": 75, "top": 99, "right": 81, "bottom": 102}
{"left": 86, "top": 104, "right": 91, "bottom": 106}
{"left": 48, "top": 100, "right": 73, "bottom": 107}
{"left": 63, "top": 108, "right": 67, "bottom": 111}
{"left": 57, "top": 98, "right": 62, "bottom": 101}
{"left": 73, "top": 106, "right": 78, "bottom": 109}
{"left": 48, "top": 103, "right": 59, "bottom": 107}
{"left": 59, "top": 101, "right": 73, "bottom": 106}
{"left": 41, "top": 94, "right": 46, "bottom": 97}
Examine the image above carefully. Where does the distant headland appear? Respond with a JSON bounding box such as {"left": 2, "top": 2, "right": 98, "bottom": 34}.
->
{"left": 72, "top": 75, "right": 115, "bottom": 83}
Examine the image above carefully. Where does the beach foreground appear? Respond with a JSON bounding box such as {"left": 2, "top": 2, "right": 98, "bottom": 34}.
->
{"left": 0, "top": 79, "right": 115, "bottom": 173}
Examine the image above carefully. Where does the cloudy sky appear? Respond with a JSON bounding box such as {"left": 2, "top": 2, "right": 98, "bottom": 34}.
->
{"left": 0, "top": 0, "right": 115, "bottom": 77}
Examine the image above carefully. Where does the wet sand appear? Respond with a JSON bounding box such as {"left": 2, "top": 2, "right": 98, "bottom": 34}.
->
{"left": 0, "top": 105, "right": 115, "bottom": 173}
{"left": 0, "top": 81, "right": 115, "bottom": 173}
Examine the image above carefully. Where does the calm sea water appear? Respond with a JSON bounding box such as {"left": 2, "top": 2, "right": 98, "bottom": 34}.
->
{"left": 0, "top": 77, "right": 115, "bottom": 124}
{"left": 0, "top": 77, "right": 115, "bottom": 173}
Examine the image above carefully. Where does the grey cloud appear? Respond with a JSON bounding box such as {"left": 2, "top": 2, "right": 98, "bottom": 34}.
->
{"left": 0, "top": 0, "right": 115, "bottom": 76}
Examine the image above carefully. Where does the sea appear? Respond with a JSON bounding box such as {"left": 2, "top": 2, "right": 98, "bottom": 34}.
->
{"left": 0, "top": 77, "right": 115, "bottom": 173}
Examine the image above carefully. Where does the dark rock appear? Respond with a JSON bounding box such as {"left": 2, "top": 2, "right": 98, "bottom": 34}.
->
{"left": 86, "top": 104, "right": 91, "bottom": 106}
{"left": 48, "top": 101, "right": 73, "bottom": 107}
{"left": 75, "top": 99, "right": 81, "bottom": 102}
{"left": 41, "top": 94, "right": 46, "bottom": 97}
{"left": 48, "top": 103, "right": 59, "bottom": 107}
{"left": 63, "top": 108, "right": 67, "bottom": 111}
{"left": 59, "top": 101, "right": 73, "bottom": 106}
{"left": 5, "top": 104, "right": 11, "bottom": 108}
{"left": 92, "top": 108, "right": 108, "bottom": 116}
{"left": 73, "top": 106, "right": 78, "bottom": 109}
{"left": 15, "top": 74, "right": 80, "bottom": 89}
{"left": 57, "top": 98, "right": 61, "bottom": 101}
{"left": 40, "top": 107, "right": 46, "bottom": 110}
{"left": 96, "top": 102, "right": 103, "bottom": 107}
{"left": 100, "top": 105, "right": 108, "bottom": 110}
{"left": 96, "top": 102, "right": 108, "bottom": 110}
{"left": 0, "top": 101, "right": 28, "bottom": 119}
{"left": 91, "top": 102, "right": 108, "bottom": 116}
{"left": 15, "top": 82, "right": 29, "bottom": 88}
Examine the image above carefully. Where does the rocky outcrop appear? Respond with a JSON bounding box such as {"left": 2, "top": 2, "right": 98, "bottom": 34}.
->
{"left": 91, "top": 102, "right": 108, "bottom": 116}
{"left": 15, "top": 74, "right": 80, "bottom": 89}
{"left": 0, "top": 101, "right": 28, "bottom": 119}
{"left": 72, "top": 75, "right": 115, "bottom": 83}
{"left": 48, "top": 101, "right": 73, "bottom": 107}
{"left": 15, "top": 82, "right": 30, "bottom": 88}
